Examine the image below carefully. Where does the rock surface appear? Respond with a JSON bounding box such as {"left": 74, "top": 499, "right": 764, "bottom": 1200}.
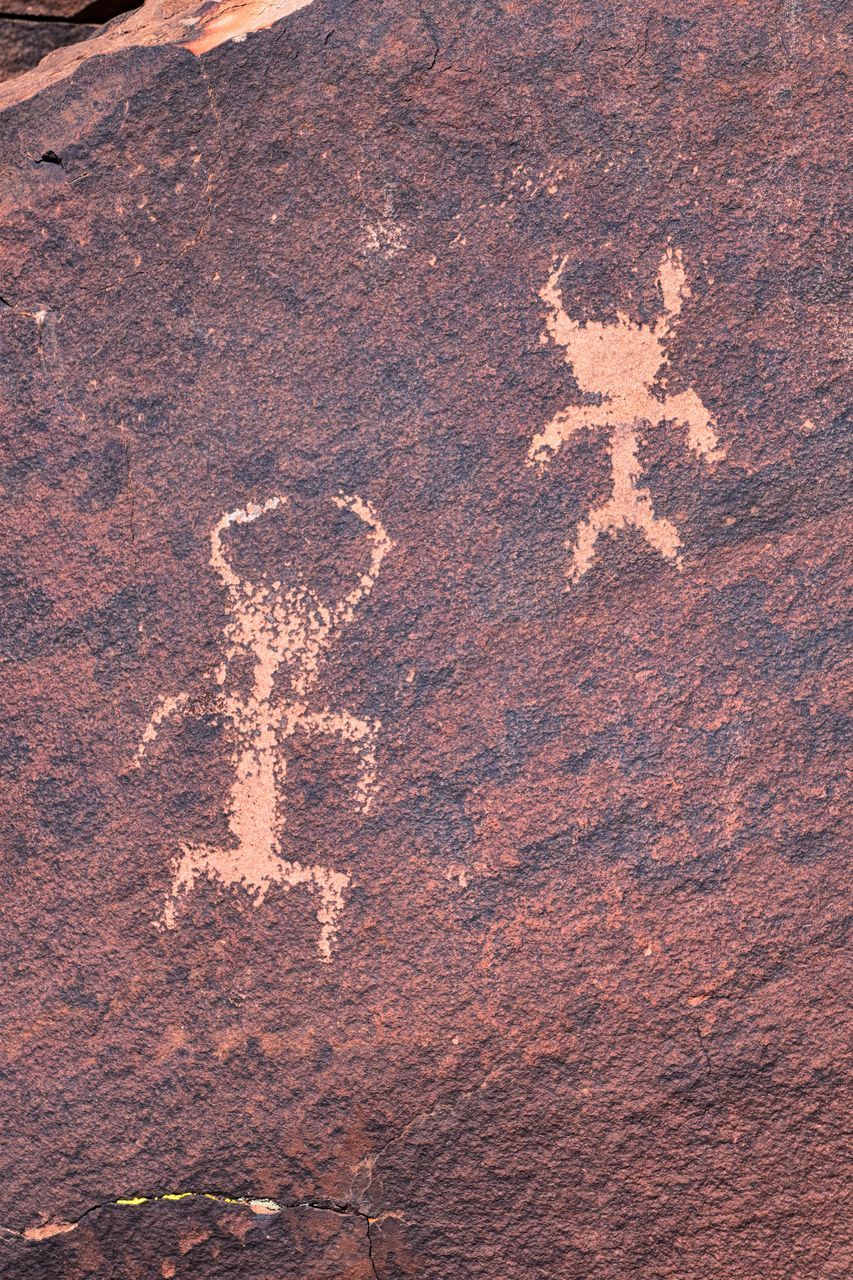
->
{"left": 5, "top": 1, "right": 95, "bottom": 14}
{"left": 0, "top": 0, "right": 849, "bottom": 1277}
{"left": 0, "top": 18, "right": 96, "bottom": 84}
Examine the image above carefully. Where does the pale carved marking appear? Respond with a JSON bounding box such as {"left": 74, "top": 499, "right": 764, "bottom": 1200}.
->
{"left": 529, "top": 246, "right": 724, "bottom": 585}
{"left": 362, "top": 189, "right": 408, "bottom": 259}
{"left": 134, "top": 492, "right": 392, "bottom": 960}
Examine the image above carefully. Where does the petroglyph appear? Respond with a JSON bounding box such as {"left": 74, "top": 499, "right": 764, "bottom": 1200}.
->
{"left": 134, "top": 492, "right": 392, "bottom": 960}
{"left": 362, "top": 189, "right": 407, "bottom": 259}
{"left": 529, "top": 247, "right": 724, "bottom": 584}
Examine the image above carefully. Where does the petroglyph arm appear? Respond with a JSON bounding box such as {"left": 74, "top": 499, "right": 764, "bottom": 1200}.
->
{"left": 328, "top": 493, "right": 393, "bottom": 626}
{"left": 528, "top": 403, "right": 606, "bottom": 466}
{"left": 291, "top": 707, "right": 381, "bottom": 812}
{"left": 656, "top": 245, "right": 690, "bottom": 326}
{"left": 133, "top": 692, "right": 192, "bottom": 767}
{"left": 539, "top": 255, "right": 577, "bottom": 349}
{"left": 133, "top": 685, "right": 224, "bottom": 766}
{"left": 662, "top": 389, "right": 724, "bottom": 462}
{"left": 209, "top": 495, "right": 285, "bottom": 590}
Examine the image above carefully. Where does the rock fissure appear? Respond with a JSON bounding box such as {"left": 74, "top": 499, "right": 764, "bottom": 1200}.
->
{"left": 1, "top": 1190, "right": 380, "bottom": 1275}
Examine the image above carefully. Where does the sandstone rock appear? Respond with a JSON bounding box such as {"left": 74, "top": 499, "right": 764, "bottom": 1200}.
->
{"left": 0, "top": 1, "right": 849, "bottom": 1277}
{"left": 0, "top": 18, "right": 96, "bottom": 84}
{"left": 5, "top": 2, "right": 95, "bottom": 14}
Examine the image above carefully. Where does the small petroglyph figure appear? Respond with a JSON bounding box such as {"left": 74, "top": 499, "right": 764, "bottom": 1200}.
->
{"left": 362, "top": 188, "right": 407, "bottom": 259}
{"left": 528, "top": 247, "right": 724, "bottom": 585}
{"left": 134, "top": 493, "right": 392, "bottom": 961}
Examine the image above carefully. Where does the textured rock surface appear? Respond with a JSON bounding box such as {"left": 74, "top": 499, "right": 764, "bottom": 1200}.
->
{"left": 0, "top": 0, "right": 850, "bottom": 1277}
{"left": 5, "top": 2, "right": 95, "bottom": 14}
{"left": 0, "top": 18, "right": 95, "bottom": 84}
{"left": 0, "top": 0, "right": 314, "bottom": 109}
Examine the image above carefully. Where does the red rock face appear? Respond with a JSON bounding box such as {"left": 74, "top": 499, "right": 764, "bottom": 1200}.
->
{"left": 0, "top": 1, "right": 849, "bottom": 1277}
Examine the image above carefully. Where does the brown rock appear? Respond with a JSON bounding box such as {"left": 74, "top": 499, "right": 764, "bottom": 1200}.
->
{"left": 0, "top": 0, "right": 316, "bottom": 110}
{"left": 2, "top": 1195, "right": 376, "bottom": 1278}
{"left": 3, "top": 2, "right": 93, "bottom": 14}
{"left": 0, "top": 1, "right": 849, "bottom": 1278}
{"left": 0, "top": 18, "right": 96, "bottom": 84}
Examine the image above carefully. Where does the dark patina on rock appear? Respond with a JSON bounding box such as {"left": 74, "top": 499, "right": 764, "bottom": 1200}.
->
{"left": 0, "top": 1, "right": 849, "bottom": 1277}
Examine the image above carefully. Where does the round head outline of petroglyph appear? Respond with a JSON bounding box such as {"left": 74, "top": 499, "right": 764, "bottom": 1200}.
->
{"left": 540, "top": 246, "right": 691, "bottom": 400}
{"left": 208, "top": 492, "right": 393, "bottom": 693}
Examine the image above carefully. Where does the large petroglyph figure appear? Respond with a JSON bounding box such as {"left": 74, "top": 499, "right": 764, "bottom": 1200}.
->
{"left": 529, "top": 247, "right": 724, "bottom": 585}
{"left": 134, "top": 492, "right": 392, "bottom": 960}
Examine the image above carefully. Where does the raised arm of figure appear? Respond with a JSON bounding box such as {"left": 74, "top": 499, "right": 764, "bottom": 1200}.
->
{"left": 663, "top": 389, "right": 724, "bottom": 463}
{"left": 328, "top": 493, "right": 393, "bottom": 628}
{"left": 528, "top": 403, "right": 605, "bottom": 467}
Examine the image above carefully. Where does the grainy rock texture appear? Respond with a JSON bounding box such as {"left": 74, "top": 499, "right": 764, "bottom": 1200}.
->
{"left": 0, "top": 1, "right": 850, "bottom": 1277}
{"left": 5, "top": 1, "right": 95, "bottom": 14}
{"left": 0, "top": 18, "right": 95, "bottom": 84}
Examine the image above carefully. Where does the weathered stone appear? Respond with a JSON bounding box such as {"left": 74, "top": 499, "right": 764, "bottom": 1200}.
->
{"left": 1, "top": 1195, "right": 376, "bottom": 1278}
{"left": 4, "top": 2, "right": 94, "bottom": 14}
{"left": 0, "top": 1, "right": 848, "bottom": 1277}
{"left": 0, "top": 19, "right": 96, "bottom": 84}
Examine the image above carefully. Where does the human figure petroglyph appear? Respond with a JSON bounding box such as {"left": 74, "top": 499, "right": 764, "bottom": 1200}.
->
{"left": 528, "top": 246, "right": 724, "bottom": 585}
{"left": 134, "top": 492, "right": 392, "bottom": 961}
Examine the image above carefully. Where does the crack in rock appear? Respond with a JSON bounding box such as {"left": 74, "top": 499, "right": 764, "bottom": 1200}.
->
{"left": 0, "top": 1191, "right": 380, "bottom": 1276}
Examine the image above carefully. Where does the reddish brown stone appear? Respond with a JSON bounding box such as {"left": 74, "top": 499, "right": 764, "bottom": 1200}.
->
{"left": 3, "top": 2, "right": 92, "bottom": 14}
{"left": 2, "top": 1196, "right": 376, "bottom": 1278}
{"left": 0, "top": 1, "right": 849, "bottom": 1278}
{"left": 0, "top": 19, "right": 96, "bottom": 84}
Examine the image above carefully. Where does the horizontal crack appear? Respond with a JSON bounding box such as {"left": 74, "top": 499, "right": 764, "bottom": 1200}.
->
{"left": 2, "top": 1191, "right": 380, "bottom": 1277}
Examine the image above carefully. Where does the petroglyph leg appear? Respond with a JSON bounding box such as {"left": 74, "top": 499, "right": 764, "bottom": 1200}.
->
{"left": 626, "top": 493, "right": 683, "bottom": 567}
{"left": 156, "top": 841, "right": 271, "bottom": 931}
{"left": 566, "top": 500, "right": 619, "bottom": 584}
{"left": 566, "top": 491, "right": 682, "bottom": 585}
{"left": 158, "top": 841, "right": 350, "bottom": 961}
{"left": 566, "top": 424, "right": 683, "bottom": 585}
{"left": 610, "top": 423, "right": 682, "bottom": 565}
